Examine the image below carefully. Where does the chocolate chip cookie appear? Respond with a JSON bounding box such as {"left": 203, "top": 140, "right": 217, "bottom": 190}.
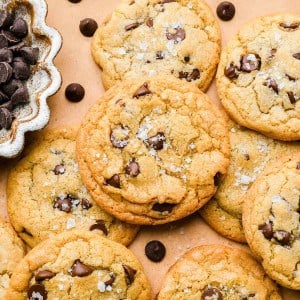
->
{"left": 6, "top": 230, "right": 151, "bottom": 300}
{"left": 0, "top": 218, "right": 25, "bottom": 299}
{"left": 76, "top": 76, "right": 230, "bottom": 225}
{"left": 91, "top": 0, "right": 221, "bottom": 91}
{"left": 7, "top": 127, "right": 139, "bottom": 248}
{"left": 217, "top": 14, "right": 300, "bottom": 141}
{"left": 157, "top": 244, "right": 282, "bottom": 299}
{"left": 243, "top": 154, "right": 300, "bottom": 290}
{"left": 200, "top": 120, "right": 300, "bottom": 243}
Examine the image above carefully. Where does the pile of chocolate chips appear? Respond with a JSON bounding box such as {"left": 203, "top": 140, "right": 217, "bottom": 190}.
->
{"left": 0, "top": 10, "right": 39, "bottom": 130}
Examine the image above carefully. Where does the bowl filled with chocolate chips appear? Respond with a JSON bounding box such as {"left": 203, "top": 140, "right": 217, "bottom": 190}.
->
{"left": 0, "top": 0, "right": 61, "bottom": 158}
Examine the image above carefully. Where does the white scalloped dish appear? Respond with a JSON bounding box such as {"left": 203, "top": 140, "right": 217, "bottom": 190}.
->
{"left": 0, "top": 0, "right": 62, "bottom": 158}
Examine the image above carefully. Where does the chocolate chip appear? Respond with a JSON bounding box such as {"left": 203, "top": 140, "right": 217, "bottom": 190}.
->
{"left": 0, "top": 100, "right": 12, "bottom": 110}
{"left": 156, "top": 51, "right": 164, "bottom": 59}
{"left": 0, "top": 62, "right": 12, "bottom": 83}
{"left": 0, "top": 11, "right": 14, "bottom": 29}
{"left": 264, "top": 78, "right": 278, "bottom": 94}
{"left": 19, "top": 46, "right": 39, "bottom": 64}
{"left": 240, "top": 54, "right": 261, "bottom": 72}
{"left": 2, "top": 79, "right": 22, "bottom": 97}
{"left": 279, "top": 22, "right": 299, "bottom": 30}
{"left": 11, "top": 85, "right": 29, "bottom": 105}
{"left": 166, "top": 27, "right": 185, "bottom": 43}
{"left": 152, "top": 202, "right": 175, "bottom": 213}
{"left": 65, "top": 83, "right": 85, "bottom": 102}
{"left": 53, "top": 195, "right": 78, "bottom": 213}
{"left": 10, "top": 18, "right": 28, "bottom": 38}
{"left": 270, "top": 48, "right": 277, "bottom": 59}
{"left": 1, "top": 30, "right": 20, "bottom": 44}
{"left": 293, "top": 53, "right": 300, "bottom": 60}
{"left": 244, "top": 153, "right": 250, "bottom": 160}
{"left": 53, "top": 164, "right": 65, "bottom": 175}
{"left": 273, "top": 230, "right": 291, "bottom": 246}
{"left": 201, "top": 287, "right": 223, "bottom": 300}
{"left": 70, "top": 259, "right": 93, "bottom": 277}
{"left": 12, "top": 57, "right": 31, "bottom": 80}
{"left": 104, "top": 273, "right": 116, "bottom": 286}
{"left": 287, "top": 91, "right": 296, "bottom": 104}
{"left": 125, "top": 22, "right": 139, "bottom": 31}
{"left": 214, "top": 172, "right": 222, "bottom": 186}
{"left": 179, "top": 69, "right": 200, "bottom": 82}
{"left": 0, "top": 48, "right": 12, "bottom": 62}
{"left": 68, "top": 0, "right": 82, "bottom": 2}
{"left": 0, "top": 34, "right": 8, "bottom": 48}
{"left": 27, "top": 283, "right": 47, "bottom": 300}
{"left": 8, "top": 41, "right": 25, "bottom": 53}
{"left": 145, "top": 132, "right": 165, "bottom": 150}
{"left": 184, "top": 56, "right": 190, "bottom": 63}
{"left": 104, "top": 174, "right": 121, "bottom": 188}
{"left": 125, "top": 159, "right": 140, "bottom": 177}
{"left": 35, "top": 270, "right": 56, "bottom": 282}
{"left": 0, "top": 107, "right": 12, "bottom": 129}
{"left": 133, "top": 82, "right": 151, "bottom": 98}
{"left": 286, "top": 74, "right": 296, "bottom": 81}
{"left": 0, "top": 90, "right": 8, "bottom": 104}
{"left": 146, "top": 18, "right": 153, "bottom": 27}
{"left": 216, "top": 1, "right": 235, "bottom": 21}
{"left": 259, "top": 222, "right": 273, "bottom": 240}
{"left": 224, "top": 63, "right": 239, "bottom": 79}
{"left": 81, "top": 198, "right": 92, "bottom": 210}
{"left": 89, "top": 220, "right": 108, "bottom": 235}
{"left": 110, "top": 125, "right": 129, "bottom": 148}
{"left": 122, "top": 264, "right": 137, "bottom": 285}
{"left": 160, "top": 0, "right": 176, "bottom": 3}
{"left": 79, "top": 18, "right": 98, "bottom": 37}
{"left": 145, "top": 240, "right": 166, "bottom": 262}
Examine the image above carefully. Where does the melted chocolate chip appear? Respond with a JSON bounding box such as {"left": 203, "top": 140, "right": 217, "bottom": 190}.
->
{"left": 53, "top": 164, "right": 65, "bottom": 175}
{"left": 70, "top": 259, "right": 93, "bottom": 277}
{"left": 0, "top": 48, "right": 12, "bottom": 63}
{"left": 286, "top": 74, "right": 296, "bottom": 81}
{"left": 258, "top": 222, "right": 273, "bottom": 240}
{"left": 166, "top": 27, "right": 185, "bottom": 43}
{"left": 89, "top": 220, "right": 108, "bottom": 235}
{"left": 123, "top": 264, "right": 137, "bottom": 285}
{"left": 104, "top": 273, "right": 116, "bottom": 286}
{"left": 201, "top": 287, "right": 223, "bottom": 300}
{"left": 81, "top": 198, "right": 92, "bottom": 210}
{"left": 145, "top": 240, "right": 166, "bottom": 262}
{"left": 0, "top": 107, "right": 12, "bottom": 129}
{"left": 179, "top": 69, "right": 200, "bottom": 82}
{"left": 224, "top": 63, "right": 239, "bottom": 79}
{"left": 293, "top": 53, "right": 300, "bottom": 60}
{"left": 125, "top": 22, "right": 139, "bottom": 31}
{"left": 152, "top": 202, "right": 175, "bottom": 213}
{"left": 0, "top": 62, "right": 12, "bottom": 83}
{"left": 65, "top": 83, "right": 85, "bottom": 102}
{"left": 214, "top": 172, "right": 222, "bottom": 186}
{"left": 145, "top": 132, "right": 165, "bottom": 150}
{"left": 110, "top": 126, "right": 129, "bottom": 148}
{"left": 146, "top": 18, "right": 153, "bottom": 27}
{"left": 216, "top": 2, "right": 235, "bottom": 21}
{"left": 133, "top": 82, "right": 151, "bottom": 98}
{"left": 79, "top": 18, "right": 98, "bottom": 37}
{"left": 264, "top": 78, "right": 279, "bottom": 94}
{"left": 10, "top": 18, "right": 28, "bottom": 38}
{"left": 279, "top": 22, "right": 299, "bottom": 30}
{"left": 240, "top": 54, "right": 261, "bottom": 72}
{"left": 125, "top": 159, "right": 140, "bottom": 177}
{"left": 105, "top": 174, "right": 121, "bottom": 188}
{"left": 27, "top": 283, "right": 47, "bottom": 300}
{"left": 156, "top": 51, "right": 164, "bottom": 59}
{"left": 287, "top": 91, "right": 296, "bottom": 104}
{"left": 53, "top": 195, "right": 79, "bottom": 213}
{"left": 35, "top": 270, "right": 56, "bottom": 282}
{"left": 273, "top": 230, "right": 291, "bottom": 246}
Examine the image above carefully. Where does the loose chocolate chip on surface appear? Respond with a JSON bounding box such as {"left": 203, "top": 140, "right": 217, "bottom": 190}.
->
{"left": 79, "top": 18, "right": 98, "bottom": 37}
{"left": 214, "top": 172, "right": 222, "bottom": 186}
{"left": 145, "top": 132, "right": 165, "bottom": 150}
{"left": 105, "top": 174, "right": 121, "bottom": 188}
{"left": 293, "top": 53, "right": 300, "bottom": 60}
{"left": 133, "top": 82, "right": 151, "bottom": 98}
{"left": 89, "top": 220, "right": 108, "bottom": 235}
{"left": 81, "top": 198, "right": 92, "bottom": 210}
{"left": 146, "top": 18, "right": 153, "bottom": 27}
{"left": 0, "top": 11, "right": 14, "bottom": 29}
{"left": 166, "top": 27, "right": 185, "bottom": 43}
{"left": 279, "top": 22, "right": 299, "bottom": 30}
{"left": 273, "top": 230, "right": 291, "bottom": 246}
{"left": 27, "top": 283, "right": 47, "bottom": 300}
{"left": 259, "top": 222, "right": 273, "bottom": 240}
{"left": 240, "top": 54, "right": 261, "bottom": 72}
{"left": 145, "top": 240, "right": 166, "bottom": 262}
{"left": 65, "top": 83, "right": 85, "bottom": 102}
{"left": 125, "top": 159, "right": 140, "bottom": 177}
{"left": 216, "top": 1, "right": 235, "bottom": 21}
{"left": 110, "top": 125, "right": 129, "bottom": 148}
{"left": 224, "top": 63, "right": 239, "bottom": 79}
{"left": 264, "top": 78, "right": 279, "bottom": 94}
{"left": 35, "top": 270, "right": 56, "bottom": 282}
{"left": 68, "top": 0, "right": 82, "bottom": 3}
{"left": 0, "top": 48, "right": 12, "bottom": 62}
{"left": 287, "top": 91, "right": 296, "bottom": 104}
{"left": 19, "top": 46, "right": 39, "bottom": 64}
{"left": 53, "top": 164, "right": 65, "bottom": 175}
{"left": 201, "top": 287, "right": 223, "bottom": 300}
{"left": 10, "top": 18, "right": 28, "bottom": 38}
{"left": 123, "top": 264, "right": 137, "bottom": 285}
{"left": 152, "top": 202, "right": 175, "bottom": 213}
{"left": 11, "top": 85, "right": 29, "bottom": 105}
{"left": 0, "top": 107, "right": 12, "bottom": 129}
{"left": 0, "top": 62, "right": 12, "bottom": 83}
{"left": 70, "top": 259, "right": 93, "bottom": 277}
{"left": 12, "top": 57, "right": 31, "bottom": 80}
{"left": 125, "top": 22, "right": 139, "bottom": 31}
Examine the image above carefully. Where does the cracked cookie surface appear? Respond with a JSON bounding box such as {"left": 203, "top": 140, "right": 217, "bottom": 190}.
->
{"left": 157, "top": 244, "right": 282, "bottom": 300}
{"left": 217, "top": 14, "right": 300, "bottom": 141}
{"left": 243, "top": 154, "right": 300, "bottom": 289}
{"left": 0, "top": 218, "right": 25, "bottom": 299}
{"left": 92, "top": 0, "right": 220, "bottom": 91}
{"left": 200, "top": 120, "right": 300, "bottom": 243}
{"left": 6, "top": 230, "right": 151, "bottom": 300}
{"left": 7, "top": 128, "right": 139, "bottom": 248}
{"left": 76, "top": 76, "right": 230, "bottom": 225}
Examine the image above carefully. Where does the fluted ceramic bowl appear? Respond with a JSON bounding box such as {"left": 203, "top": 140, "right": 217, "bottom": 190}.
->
{"left": 0, "top": 0, "right": 62, "bottom": 158}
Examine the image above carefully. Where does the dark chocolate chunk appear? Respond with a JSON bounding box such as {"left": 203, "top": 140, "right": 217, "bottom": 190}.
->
{"left": 10, "top": 18, "right": 28, "bottom": 38}
{"left": 110, "top": 125, "right": 129, "bottom": 148}
{"left": 166, "top": 27, "right": 185, "bottom": 43}
{"left": 146, "top": 18, "right": 153, "bottom": 27}
{"left": 79, "top": 18, "right": 98, "bottom": 37}
{"left": 292, "top": 53, "right": 300, "bottom": 60}
{"left": 125, "top": 159, "right": 140, "bottom": 177}
{"left": 133, "top": 82, "right": 151, "bottom": 98}
{"left": 258, "top": 222, "right": 273, "bottom": 240}
{"left": 145, "top": 132, "right": 165, "bottom": 150}
{"left": 105, "top": 174, "right": 121, "bottom": 188}
{"left": 27, "top": 283, "right": 47, "bottom": 300}
{"left": 0, "top": 11, "right": 14, "bottom": 29}
{"left": 156, "top": 51, "right": 164, "bottom": 59}
{"left": 123, "top": 264, "right": 137, "bottom": 285}
{"left": 287, "top": 91, "right": 296, "bottom": 104}
{"left": 214, "top": 172, "right": 222, "bottom": 186}
{"left": 125, "top": 22, "right": 140, "bottom": 31}
{"left": 1, "top": 30, "right": 20, "bottom": 44}
{"left": 12, "top": 57, "right": 31, "bottom": 80}
{"left": 11, "top": 85, "right": 29, "bottom": 105}
{"left": 201, "top": 287, "right": 223, "bottom": 300}
{"left": 0, "top": 48, "right": 12, "bottom": 62}
{"left": 0, "top": 107, "right": 12, "bottom": 129}
{"left": 53, "top": 164, "right": 65, "bottom": 175}
{"left": 70, "top": 259, "right": 93, "bottom": 277}
{"left": 90, "top": 220, "right": 108, "bottom": 235}
{"left": 145, "top": 240, "right": 166, "bottom": 262}
{"left": 0, "top": 62, "right": 12, "bottom": 83}
{"left": 19, "top": 46, "right": 39, "bottom": 64}
{"left": 35, "top": 270, "right": 56, "bottom": 282}
{"left": 224, "top": 63, "right": 239, "bottom": 79}
{"left": 264, "top": 78, "right": 279, "bottom": 94}
{"left": 81, "top": 198, "right": 92, "bottom": 210}
{"left": 273, "top": 230, "right": 291, "bottom": 246}
{"left": 216, "top": 1, "right": 235, "bottom": 21}
{"left": 279, "top": 22, "right": 299, "bottom": 30}
{"left": 152, "top": 202, "right": 175, "bottom": 213}
{"left": 240, "top": 54, "right": 261, "bottom": 72}
{"left": 65, "top": 83, "right": 85, "bottom": 102}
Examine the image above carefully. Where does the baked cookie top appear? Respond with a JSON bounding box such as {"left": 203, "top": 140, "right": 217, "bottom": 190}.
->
{"left": 217, "top": 14, "right": 300, "bottom": 141}
{"left": 200, "top": 121, "right": 300, "bottom": 243}
{"left": 92, "top": 0, "right": 220, "bottom": 91}
{"left": 243, "top": 154, "right": 300, "bottom": 289}
{"left": 7, "top": 230, "right": 151, "bottom": 300}
{"left": 0, "top": 218, "right": 25, "bottom": 299}
{"left": 7, "top": 128, "right": 139, "bottom": 248}
{"left": 157, "top": 244, "right": 282, "bottom": 300}
{"left": 76, "top": 76, "right": 230, "bottom": 225}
